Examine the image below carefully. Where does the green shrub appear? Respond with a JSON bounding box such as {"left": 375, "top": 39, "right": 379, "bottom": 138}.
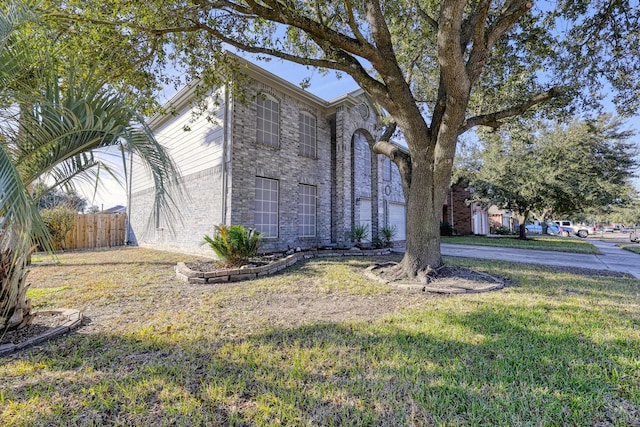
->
{"left": 492, "top": 225, "right": 512, "bottom": 235}
{"left": 440, "top": 221, "right": 453, "bottom": 236}
{"left": 202, "top": 225, "right": 262, "bottom": 267}
{"left": 379, "top": 225, "right": 397, "bottom": 247}
{"left": 371, "top": 237, "right": 385, "bottom": 249}
{"left": 350, "top": 224, "right": 370, "bottom": 246}
{"left": 40, "top": 206, "right": 76, "bottom": 250}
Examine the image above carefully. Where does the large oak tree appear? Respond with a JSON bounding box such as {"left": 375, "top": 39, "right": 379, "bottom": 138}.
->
{"left": 46, "top": 0, "right": 640, "bottom": 279}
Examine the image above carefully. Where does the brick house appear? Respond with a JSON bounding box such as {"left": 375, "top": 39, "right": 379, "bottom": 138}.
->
{"left": 128, "top": 58, "right": 408, "bottom": 255}
{"left": 128, "top": 58, "right": 487, "bottom": 255}
{"left": 442, "top": 180, "right": 490, "bottom": 235}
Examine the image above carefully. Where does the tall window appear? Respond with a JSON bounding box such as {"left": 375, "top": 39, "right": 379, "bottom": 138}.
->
{"left": 256, "top": 94, "right": 279, "bottom": 147}
{"left": 298, "top": 184, "right": 316, "bottom": 237}
{"left": 255, "top": 177, "right": 279, "bottom": 238}
{"left": 299, "top": 113, "right": 316, "bottom": 157}
{"left": 383, "top": 157, "right": 392, "bottom": 181}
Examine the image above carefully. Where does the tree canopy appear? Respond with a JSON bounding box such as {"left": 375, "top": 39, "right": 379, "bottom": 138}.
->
{"left": 41, "top": 0, "right": 640, "bottom": 278}
{"left": 465, "top": 115, "right": 638, "bottom": 238}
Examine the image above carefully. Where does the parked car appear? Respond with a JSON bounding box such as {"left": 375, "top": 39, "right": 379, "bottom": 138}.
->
{"left": 553, "top": 220, "right": 597, "bottom": 238}
{"left": 525, "top": 221, "right": 561, "bottom": 235}
{"left": 630, "top": 224, "right": 640, "bottom": 243}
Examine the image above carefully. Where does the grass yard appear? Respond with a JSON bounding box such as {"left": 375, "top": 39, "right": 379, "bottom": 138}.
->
{"left": 442, "top": 235, "right": 601, "bottom": 254}
{"left": 620, "top": 244, "right": 640, "bottom": 255}
{"left": 1, "top": 248, "right": 639, "bottom": 426}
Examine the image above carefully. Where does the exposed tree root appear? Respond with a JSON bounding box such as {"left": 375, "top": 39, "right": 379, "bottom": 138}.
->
{"left": 365, "top": 261, "right": 505, "bottom": 294}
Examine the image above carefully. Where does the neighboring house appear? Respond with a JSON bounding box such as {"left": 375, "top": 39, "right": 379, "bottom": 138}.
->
{"left": 442, "top": 181, "right": 489, "bottom": 235}
{"left": 129, "top": 58, "right": 408, "bottom": 255}
{"left": 103, "top": 205, "right": 127, "bottom": 214}
{"left": 488, "top": 206, "right": 516, "bottom": 232}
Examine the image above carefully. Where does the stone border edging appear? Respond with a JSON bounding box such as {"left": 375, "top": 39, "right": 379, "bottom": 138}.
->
{"left": 362, "top": 265, "right": 505, "bottom": 294}
{"left": 176, "top": 248, "right": 393, "bottom": 284}
{"left": 0, "top": 308, "right": 83, "bottom": 357}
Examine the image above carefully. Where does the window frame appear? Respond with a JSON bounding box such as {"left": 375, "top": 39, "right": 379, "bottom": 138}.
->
{"left": 254, "top": 177, "right": 279, "bottom": 238}
{"left": 256, "top": 93, "right": 280, "bottom": 148}
{"left": 297, "top": 184, "right": 317, "bottom": 237}
{"left": 298, "top": 112, "right": 317, "bottom": 158}
{"left": 382, "top": 157, "right": 392, "bottom": 182}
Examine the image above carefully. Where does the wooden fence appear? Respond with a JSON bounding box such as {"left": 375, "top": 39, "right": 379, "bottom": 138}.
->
{"left": 64, "top": 213, "right": 127, "bottom": 250}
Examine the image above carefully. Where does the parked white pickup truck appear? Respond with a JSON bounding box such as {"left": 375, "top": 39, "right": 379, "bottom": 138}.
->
{"left": 553, "top": 220, "right": 598, "bottom": 238}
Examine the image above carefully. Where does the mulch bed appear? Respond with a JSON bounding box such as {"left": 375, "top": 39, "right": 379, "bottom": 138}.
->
{"left": 1, "top": 311, "right": 68, "bottom": 346}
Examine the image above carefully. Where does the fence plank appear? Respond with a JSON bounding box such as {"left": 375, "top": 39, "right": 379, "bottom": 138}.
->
{"left": 64, "top": 213, "right": 127, "bottom": 250}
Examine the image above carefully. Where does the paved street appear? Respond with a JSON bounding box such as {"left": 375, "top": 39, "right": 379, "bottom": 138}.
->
{"left": 438, "top": 238, "right": 640, "bottom": 278}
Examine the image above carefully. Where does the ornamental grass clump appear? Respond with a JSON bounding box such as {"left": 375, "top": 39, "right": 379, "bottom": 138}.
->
{"left": 203, "top": 225, "right": 262, "bottom": 267}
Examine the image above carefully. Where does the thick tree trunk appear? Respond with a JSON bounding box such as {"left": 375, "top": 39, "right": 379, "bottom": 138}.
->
{"left": 395, "top": 144, "right": 452, "bottom": 281}
{"left": 398, "top": 169, "right": 443, "bottom": 279}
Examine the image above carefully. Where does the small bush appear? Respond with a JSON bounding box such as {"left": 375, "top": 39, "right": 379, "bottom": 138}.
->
{"left": 202, "top": 225, "right": 262, "bottom": 267}
{"left": 379, "top": 225, "right": 397, "bottom": 247}
{"left": 350, "top": 224, "right": 370, "bottom": 246}
{"left": 492, "top": 225, "right": 512, "bottom": 235}
{"left": 440, "top": 221, "right": 453, "bottom": 236}
{"left": 371, "top": 237, "right": 385, "bottom": 249}
{"left": 40, "top": 206, "right": 76, "bottom": 250}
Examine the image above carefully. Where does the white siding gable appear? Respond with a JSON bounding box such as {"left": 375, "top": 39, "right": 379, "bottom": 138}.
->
{"left": 131, "top": 90, "right": 226, "bottom": 193}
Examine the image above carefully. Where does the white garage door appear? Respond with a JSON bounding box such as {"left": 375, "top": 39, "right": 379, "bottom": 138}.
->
{"left": 359, "top": 199, "right": 372, "bottom": 240}
{"left": 388, "top": 203, "right": 406, "bottom": 241}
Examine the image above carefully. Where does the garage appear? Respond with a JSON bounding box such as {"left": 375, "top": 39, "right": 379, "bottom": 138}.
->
{"left": 388, "top": 202, "right": 406, "bottom": 241}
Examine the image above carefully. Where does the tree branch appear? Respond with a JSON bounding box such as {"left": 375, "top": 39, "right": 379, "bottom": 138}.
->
{"left": 438, "top": 0, "right": 470, "bottom": 99}
{"left": 410, "top": 0, "right": 438, "bottom": 32}
{"left": 344, "top": 0, "right": 368, "bottom": 44}
{"left": 460, "top": 87, "right": 563, "bottom": 133}
{"left": 370, "top": 123, "right": 413, "bottom": 188}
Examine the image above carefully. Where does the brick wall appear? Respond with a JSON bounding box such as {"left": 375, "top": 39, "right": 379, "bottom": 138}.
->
{"left": 445, "top": 182, "right": 473, "bottom": 235}
{"left": 229, "top": 81, "right": 332, "bottom": 252}
{"left": 129, "top": 166, "right": 223, "bottom": 256}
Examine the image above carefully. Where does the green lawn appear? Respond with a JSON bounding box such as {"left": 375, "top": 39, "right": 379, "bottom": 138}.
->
{"left": 1, "top": 248, "right": 639, "bottom": 426}
{"left": 619, "top": 244, "right": 640, "bottom": 255}
{"left": 442, "top": 235, "right": 601, "bottom": 254}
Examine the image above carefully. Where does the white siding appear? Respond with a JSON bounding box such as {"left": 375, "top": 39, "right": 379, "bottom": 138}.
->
{"left": 131, "top": 91, "right": 226, "bottom": 193}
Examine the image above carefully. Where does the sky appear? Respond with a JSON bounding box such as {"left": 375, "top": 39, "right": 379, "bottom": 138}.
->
{"left": 80, "top": 55, "right": 640, "bottom": 210}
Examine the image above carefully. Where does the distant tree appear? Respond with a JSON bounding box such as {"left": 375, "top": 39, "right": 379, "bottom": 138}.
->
{"left": 86, "top": 205, "right": 101, "bottom": 214}
{"left": 467, "top": 116, "right": 638, "bottom": 239}
{"left": 34, "top": 185, "right": 88, "bottom": 212}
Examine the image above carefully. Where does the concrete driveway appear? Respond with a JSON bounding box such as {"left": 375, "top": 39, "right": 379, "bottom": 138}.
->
{"left": 437, "top": 238, "right": 640, "bottom": 279}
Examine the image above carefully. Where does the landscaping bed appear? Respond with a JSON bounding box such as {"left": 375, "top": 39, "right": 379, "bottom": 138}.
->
{"left": 177, "top": 247, "right": 392, "bottom": 284}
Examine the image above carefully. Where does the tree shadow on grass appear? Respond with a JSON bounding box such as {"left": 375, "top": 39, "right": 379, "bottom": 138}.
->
{"left": 2, "top": 302, "right": 638, "bottom": 426}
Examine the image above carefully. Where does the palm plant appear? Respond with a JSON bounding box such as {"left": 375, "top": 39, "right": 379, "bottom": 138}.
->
{"left": 379, "top": 225, "right": 397, "bottom": 247}
{"left": 1, "top": 1, "right": 182, "bottom": 331}
{"left": 202, "top": 225, "right": 262, "bottom": 267}
{"left": 350, "top": 224, "right": 370, "bottom": 247}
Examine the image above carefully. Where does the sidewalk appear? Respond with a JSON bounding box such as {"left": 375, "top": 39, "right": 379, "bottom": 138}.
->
{"left": 396, "top": 240, "right": 640, "bottom": 279}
